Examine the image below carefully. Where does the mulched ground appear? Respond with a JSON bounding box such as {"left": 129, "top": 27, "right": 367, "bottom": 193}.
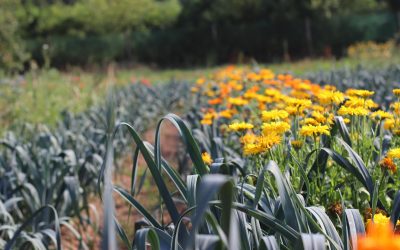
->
{"left": 61, "top": 121, "right": 188, "bottom": 249}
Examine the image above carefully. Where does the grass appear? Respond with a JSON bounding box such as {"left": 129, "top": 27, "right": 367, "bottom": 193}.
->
{"left": 1, "top": 55, "right": 400, "bottom": 135}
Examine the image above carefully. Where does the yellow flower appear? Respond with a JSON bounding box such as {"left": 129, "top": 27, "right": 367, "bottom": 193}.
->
{"left": 201, "top": 112, "right": 217, "bottom": 125}
{"left": 371, "top": 110, "right": 394, "bottom": 120}
{"left": 300, "top": 124, "right": 330, "bottom": 137}
{"left": 384, "top": 119, "right": 396, "bottom": 130}
{"left": 301, "top": 118, "right": 321, "bottom": 126}
{"left": 285, "top": 97, "right": 312, "bottom": 108}
{"left": 346, "top": 89, "right": 375, "bottom": 98}
{"left": 243, "top": 134, "right": 281, "bottom": 155}
{"left": 391, "top": 102, "right": 400, "bottom": 114}
{"left": 316, "top": 90, "right": 344, "bottom": 105}
{"left": 228, "top": 122, "right": 254, "bottom": 131}
{"left": 387, "top": 148, "right": 400, "bottom": 159}
{"left": 262, "top": 121, "right": 291, "bottom": 135}
{"left": 228, "top": 97, "right": 249, "bottom": 106}
{"left": 261, "top": 109, "right": 289, "bottom": 121}
{"left": 219, "top": 109, "right": 234, "bottom": 119}
{"left": 240, "top": 133, "right": 257, "bottom": 144}
{"left": 393, "top": 89, "right": 400, "bottom": 97}
{"left": 291, "top": 140, "right": 303, "bottom": 150}
{"left": 338, "top": 106, "right": 369, "bottom": 116}
{"left": 366, "top": 213, "right": 400, "bottom": 228}
{"left": 345, "top": 97, "right": 377, "bottom": 109}
{"left": 201, "top": 152, "right": 213, "bottom": 165}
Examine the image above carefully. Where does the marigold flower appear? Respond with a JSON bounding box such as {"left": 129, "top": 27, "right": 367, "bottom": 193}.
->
{"left": 201, "top": 152, "right": 213, "bottom": 165}
{"left": 261, "top": 109, "right": 289, "bottom": 121}
{"left": 243, "top": 134, "right": 281, "bottom": 155}
{"left": 388, "top": 148, "right": 400, "bottom": 159}
{"left": 366, "top": 213, "right": 400, "bottom": 228}
{"left": 208, "top": 98, "right": 223, "bottom": 105}
{"left": 240, "top": 133, "right": 257, "bottom": 144}
{"left": 290, "top": 140, "right": 303, "bottom": 150}
{"left": 219, "top": 109, "right": 233, "bottom": 119}
{"left": 316, "top": 90, "right": 345, "bottom": 105}
{"left": 262, "top": 121, "right": 291, "bottom": 135}
{"left": 338, "top": 106, "right": 369, "bottom": 116}
{"left": 371, "top": 110, "right": 394, "bottom": 120}
{"left": 228, "top": 97, "right": 249, "bottom": 106}
{"left": 358, "top": 222, "right": 400, "bottom": 250}
{"left": 300, "top": 124, "right": 330, "bottom": 137}
{"left": 393, "top": 89, "right": 400, "bottom": 97}
{"left": 301, "top": 118, "right": 321, "bottom": 126}
{"left": 346, "top": 89, "right": 375, "bottom": 98}
{"left": 228, "top": 122, "right": 254, "bottom": 131}
{"left": 379, "top": 157, "right": 397, "bottom": 173}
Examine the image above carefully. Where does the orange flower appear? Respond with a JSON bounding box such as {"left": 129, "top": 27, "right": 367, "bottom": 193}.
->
{"left": 358, "top": 223, "right": 400, "bottom": 250}
{"left": 379, "top": 157, "right": 397, "bottom": 174}
{"left": 208, "top": 98, "right": 223, "bottom": 105}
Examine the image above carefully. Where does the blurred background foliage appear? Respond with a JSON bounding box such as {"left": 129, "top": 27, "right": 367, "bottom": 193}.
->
{"left": 1, "top": 0, "right": 400, "bottom": 71}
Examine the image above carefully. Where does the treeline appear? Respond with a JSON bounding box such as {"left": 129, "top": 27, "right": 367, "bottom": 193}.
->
{"left": 1, "top": 0, "right": 399, "bottom": 71}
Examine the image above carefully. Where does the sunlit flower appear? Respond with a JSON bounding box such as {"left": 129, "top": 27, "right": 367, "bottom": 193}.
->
{"left": 388, "top": 148, "right": 400, "bottom": 159}
{"left": 243, "top": 134, "right": 281, "bottom": 155}
{"left": 262, "top": 121, "right": 291, "bottom": 135}
{"left": 300, "top": 124, "right": 330, "bottom": 137}
{"left": 202, "top": 152, "right": 213, "bottom": 165}
{"left": 316, "top": 90, "right": 344, "bottom": 105}
{"left": 357, "top": 222, "right": 400, "bottom": 250}
{"left": 371, "top": 110, "right": 394, "bottom": 120}
{"left": 393, "top": 89, "right": 400, "bottom": 97}
{"left": 228, "top": 97, "right": 249, "bottom": 106}
{"left": 338, "top": 106, "right": 369, "bottom": 116}
{"left": 346, "top": 89, "right": 375, "bottom": 98}
{"left": 228, "top": 122, "right": 254, "bottom": 131}
{"left": 261, "top": 109, "right": 289, "bottom": 121}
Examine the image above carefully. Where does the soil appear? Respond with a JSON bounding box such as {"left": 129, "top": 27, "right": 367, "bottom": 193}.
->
{"left": 61, "top": 121, "right": 188, "bottom": 249}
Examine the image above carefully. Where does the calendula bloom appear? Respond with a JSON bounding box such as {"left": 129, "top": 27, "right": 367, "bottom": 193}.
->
{"left": 301, "top": 118, "right": 321, "bottom": 126}
{"left": 345, "top": 97, "right": 378, "bottom": 109}
{"left": 338, "top": 106, "right": 369, "bottom": 116}
{"left": 196, "top": 78, "right": 206, "bottom": 85}
{"left": 201, "top": 152, "right": 213, "bottom": 165}
{"left": 300, "top": 124, "right": 330, "bottom": 137}
{"left": 346, "top": 89, "right": 375, "bottom": 98}
{"left": 228, "top": 122, "right": 254, "bottom": 131}
{"left": 240, "top": 133, "right": 257, "bottom": 144}
{"left": 219, "top": 109, "right": 234, "bottom": 119}
{"left": 371, "top": 110, "right": 393, "bottom": 120}
{"left": 316, "top": 90, "right": 345, "bottom": 105}
{"left": 290, "top": 140, "right": 303, "bottom": 150}
{"left": 388, "top": 148, "right": 400, "bottom": 159}
{"left": 366, "top": 213, "right": 400, "bottom": 228}
{"left": 228, "top": 97, "right": 249, "bottom": 106}
{"left": 261, "top": 109, "right": 289, "bottom": 121}
{"left": 311, "top": 111, "right": 334, "bottom": 125}
{"left": 391, "top": 102, "right": 400, "bottom": 114}
{"left": 208, "top": 98, "right": 223, "bottom": 105}
{"left": 243, "top": 134, "right": 281, "bottom": 155}
{"left": 358, "top": 222, "right": 400, "bottom": 250}
{"left": 201, "top": 112, "right": 217, "bottom": 125}
{"left": 393, "top": 89, "right": 400, "bottom": 97}
{"left": 285, "top": 98, "right": 312, "bottom": 108}
{"left": 379, "top": 157, "right": 397, "bottom": 173}
{"left": 262, "top": 121, "right": 291, "bottom": 135}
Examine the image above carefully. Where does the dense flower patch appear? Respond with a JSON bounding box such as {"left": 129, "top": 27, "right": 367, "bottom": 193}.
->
{"left": 188, "top": 66, "right": 400, "bottom": 249}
